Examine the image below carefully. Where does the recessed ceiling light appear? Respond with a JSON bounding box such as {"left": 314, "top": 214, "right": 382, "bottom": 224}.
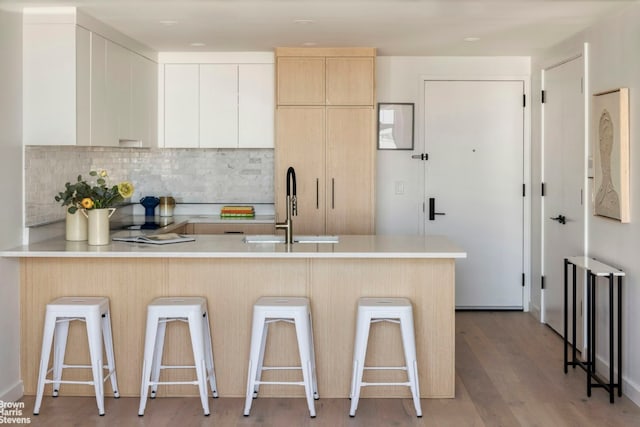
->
{"left": 294, "top": 19, "right": 314, "bottom": 24}
{"left": 303, "top": 42, "right": 317, "bottom": 46}
{"left": 159, "top": 20, "right": 178, "bottom": 26}
{"left": 464, "top": 37, "right": 480, "bottom": 42}
{"left": 190, "top": 42, "right": 206, "bottom": 47}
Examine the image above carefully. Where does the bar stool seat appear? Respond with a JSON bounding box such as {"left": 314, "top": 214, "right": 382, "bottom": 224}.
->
{"left": 138, "top": 297, "right": 218, "bottom": 416}
{"left": 33, "top": 296, "right": 119, "bottom": 416}
{"left": 243, "top": 296, "right": 319, "bottom": 418}
{"left": 349, "top": 297, "right": 422, "bottom": 417}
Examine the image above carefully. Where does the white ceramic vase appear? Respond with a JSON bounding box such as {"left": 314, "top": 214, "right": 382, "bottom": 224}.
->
{"left": 83, "top": 208, "right": 116, "bottom": 246}
{"left": 65, "top": 210, "right": 88, "bottom": 241}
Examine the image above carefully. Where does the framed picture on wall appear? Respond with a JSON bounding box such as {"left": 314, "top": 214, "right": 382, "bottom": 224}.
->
{"left": 377, "top": 103, "right": 414, "bottom": 150}
{"left": 592, "top": 88, "right": 630, "bottom": 223}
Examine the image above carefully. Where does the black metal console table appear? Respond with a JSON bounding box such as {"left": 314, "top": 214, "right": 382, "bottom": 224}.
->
{"left": 564, "top": 256, "right": 624, "bottom": 403}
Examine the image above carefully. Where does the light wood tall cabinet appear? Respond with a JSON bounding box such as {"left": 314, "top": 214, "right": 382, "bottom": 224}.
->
{"left": 275, "top": 48, "right": 376, "bottom": 235}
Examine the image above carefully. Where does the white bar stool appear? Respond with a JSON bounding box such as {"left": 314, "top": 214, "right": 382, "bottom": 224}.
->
{"left": 349, "top": 297, "right": 422, "bottom": 417}
{"left": 33, "top": 296, "right": 119, "bottom": 416}
{"left": 243, "top": 297, "right": 319, "bottom": 418}
{"left": 138, "top": 297, "right": 218, "bottom": 416}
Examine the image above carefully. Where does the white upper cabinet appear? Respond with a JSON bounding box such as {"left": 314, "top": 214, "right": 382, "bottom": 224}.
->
{"left": 200, "top": 64, "right": 238, "bottom": 148}
{"left": 23, "top": 11, "right": 158, "bottom": 147}
{"left": 131, "top": 52, "right": 158, "bottom": 148}
{"left": 164, "top": 64, "right": 199, "bottom": 148}
{"left": 162, "top": 59, "right": 274, "bottom": 148}
{"left": 23, "top": 23, "right": 90, "bottom": 145}
{"left": 239, "top": 64, "right": 274, "bottom": 148}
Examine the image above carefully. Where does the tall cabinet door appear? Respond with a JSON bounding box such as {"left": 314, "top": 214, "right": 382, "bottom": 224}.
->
{"left": 326, "top": 107, "right": 375, "bottom": 234}
{"left": 276, "top": 57, "right": 325, "bottom": 105}
{"left": 275, "top": 107, "right": 326, "bottom": 235}
{"left": 325, "top": 57, "right": 375, "bottom": 106}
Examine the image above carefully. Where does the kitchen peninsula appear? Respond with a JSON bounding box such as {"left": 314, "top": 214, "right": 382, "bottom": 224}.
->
{"left": 3, "top": 234, "right": 465, "bottom": 399}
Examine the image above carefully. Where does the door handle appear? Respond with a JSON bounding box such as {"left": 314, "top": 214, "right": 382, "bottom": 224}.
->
{"left": 331, "top": 178, "right": 335, "bottom": 209}
{"left": 429, "top": 198, "right": 445, "bottom": 221}
{"left": 550, "top": 214, "right": 567, "bottom": 224}
{"left": 316, "top": 178, "right": 319, "bottom": 209}
{"left": 411, "top": 153, "right": 429, "bottom": 161}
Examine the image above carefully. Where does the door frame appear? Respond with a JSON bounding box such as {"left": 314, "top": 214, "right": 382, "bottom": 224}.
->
{"left": 419, "top": 75, "right": 532, "bottom": 311}
{"left": 540, "top": 45, "right": 590, "bottom": 350}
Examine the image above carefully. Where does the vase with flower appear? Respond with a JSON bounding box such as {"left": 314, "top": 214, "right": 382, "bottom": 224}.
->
{"left": 57, "top": 170, "right": 134, "bottom": 245}
{"left": 79, "top": 170, "right": 134, "bottom": 245}
{"left": 55, "top": 176, "right": 92, "bottom": 241}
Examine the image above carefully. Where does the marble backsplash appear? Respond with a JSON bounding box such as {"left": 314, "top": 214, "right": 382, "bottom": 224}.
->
{"left": 26, "top": 146, "right": 274, "bottom": 226}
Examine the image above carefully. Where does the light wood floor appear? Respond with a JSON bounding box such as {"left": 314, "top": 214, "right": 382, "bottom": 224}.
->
{"left": 16, "top": 312, "right": 640, "bottom": 426}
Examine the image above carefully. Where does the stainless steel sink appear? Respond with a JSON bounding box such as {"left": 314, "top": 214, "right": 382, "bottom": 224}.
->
{"left": 243, "top": 235, "right": 339, "bottom": 244}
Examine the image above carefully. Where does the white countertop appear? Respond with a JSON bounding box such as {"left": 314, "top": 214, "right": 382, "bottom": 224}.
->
{"left": 1, "top": 234, "right": 466, "bottom": 259}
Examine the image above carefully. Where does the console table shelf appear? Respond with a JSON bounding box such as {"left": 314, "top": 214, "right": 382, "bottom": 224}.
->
{"left": 564, "top": 256, "right": 624, "bottom": 403}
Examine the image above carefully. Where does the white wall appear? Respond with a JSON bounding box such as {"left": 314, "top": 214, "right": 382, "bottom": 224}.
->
{"left": 0, "top": 8, "right": 24, "bottom": 401}
{"left": 531, "top": 3, "right": 640, "bottom": 406}
{"left": 376, "top": 56, "right": 530, "bottom": 235}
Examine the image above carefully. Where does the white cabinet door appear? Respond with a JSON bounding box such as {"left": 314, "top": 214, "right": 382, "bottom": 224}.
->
{"left": 164, "top": 64, "right": 199, "bottom": 148}
{"left": 106, "top": 40, "right": 132, "bottom": 145}
{"left": 131, "top": 53, "right": 158, "bottom": 147}
{"left": 75, "top": 26, "right": 91, "bottom": 146}
{"left": 90, "top": 33, "right": 108, "bottom": 147}
{"left": 23, "top": 23, "right": 77, "bottom": 145}
{"left": 200, "top": 64, "right": 238, "bottom": 148}
{"left": 239, "top": 64, "right": 274, "bottom": 148}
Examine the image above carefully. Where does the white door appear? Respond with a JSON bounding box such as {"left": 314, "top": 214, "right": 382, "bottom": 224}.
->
{"left": 542, "top": 57, "right": 585, "bottom": 338}
{"left": 424, "top": 80, "right": 524, "bottom": 309}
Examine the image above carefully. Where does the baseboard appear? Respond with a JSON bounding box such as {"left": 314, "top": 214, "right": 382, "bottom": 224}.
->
{"left": 529, "top": 303, "right": 541, "bottom": 322}
{"left": 594, "top": 354, "right": 640, "bottom": 407}
{"left": 0, "top": 380, "right": 24, "bottom": 402}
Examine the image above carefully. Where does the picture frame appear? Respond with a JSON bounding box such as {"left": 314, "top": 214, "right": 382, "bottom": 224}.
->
{"left": 377, "top": 103, "right": 414, "bottom": 150}
{"left": 592, "top": 88, "right": 629, "bottom": 223}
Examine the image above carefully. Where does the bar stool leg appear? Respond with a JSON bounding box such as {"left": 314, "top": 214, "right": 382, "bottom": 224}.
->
{"left": 150, "top": 319, "right": 167, "bottom": 398}
{"left": 349, "top": 313, "right": 372, "bottom": 417}
{"left": 308, "top": 311, "right": 319, "bottom": 399}
{"left": 101, "top": 309, "right": 120, "bottom": 397}
{"left": 253, "top": 322, "right": 269, "bottom": 397}
{"left": 138, "top": 312, "right": 159, "bottom": 416}
{"left": 203, "top": 311, "right": 218, "bottom": 398}
{"left": 85, "top": 313, "right": 105, "bottom": 416}
{"left": 399, "top": 312, "right": 422, "bottom": 417}
{"left": 294, "top": 312, "right": 316, "bottom": 418}
{"left": 244, "top": 312, "right": 266, "bottom": 416}
{"left": 34, "top": 312, "right": 57, "bottom": 415}
{"left": 187, "top": 312, "right": 210, "bottom": 416}
{"left": 52, "top": 318, "right": 70, "bottom": 397}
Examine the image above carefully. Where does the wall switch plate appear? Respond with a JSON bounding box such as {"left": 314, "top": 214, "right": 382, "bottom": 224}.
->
{"left": 395, "top": 181, "right": 405, "bottom": 195}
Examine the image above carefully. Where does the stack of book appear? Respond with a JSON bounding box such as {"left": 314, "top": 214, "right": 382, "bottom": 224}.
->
{"left": 220, "top": 205, "right": 255, "bottom": 218}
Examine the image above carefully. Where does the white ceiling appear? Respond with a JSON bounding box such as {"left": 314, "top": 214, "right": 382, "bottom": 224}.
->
{"left": 2, "top": 0, "right": 636, "bottom": 55}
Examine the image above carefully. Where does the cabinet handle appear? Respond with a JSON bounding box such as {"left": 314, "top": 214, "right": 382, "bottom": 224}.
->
{"left": 316, "top": 178, "right": 319, "bottom": 209}
{"left": 332, "top": 178, "right": 335, "bottom": 209}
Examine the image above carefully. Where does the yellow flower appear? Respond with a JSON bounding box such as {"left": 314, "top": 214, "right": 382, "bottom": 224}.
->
{"left": 99, "top": 170, "right": 108, "bottom": 177}
{"left": 118, "top": 181, "right": 134, "bottom": 198}
{"left": 81, "top": 198, "right": 94, "bottom": 209}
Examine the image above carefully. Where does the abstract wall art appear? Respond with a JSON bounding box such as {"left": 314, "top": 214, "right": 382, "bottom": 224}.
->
{"left": 592, "top": 88, "right": 629, "bottom": 222}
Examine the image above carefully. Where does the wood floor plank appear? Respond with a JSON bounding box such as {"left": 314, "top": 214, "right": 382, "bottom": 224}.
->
{"left": 15, "top": 312, "right": 640, "bottom": 426}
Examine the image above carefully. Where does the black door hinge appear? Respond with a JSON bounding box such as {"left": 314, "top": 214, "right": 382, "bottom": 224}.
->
{"left": 522, "top": 273, "right": 525, "bottom": 287}
{"left": 541, "top": 276, "right": 545, "bottom": 290}
{"left": 541, "top": 182, "right": 546, "bottom": 197}
{"left": 522, "top": 184, "right": 526, "bottom": 197}
{"left": 523, "top": 94, "right": 526, "bottom": 108}
{"left": 541, "top": 90, "right": 546, "bottom": 104}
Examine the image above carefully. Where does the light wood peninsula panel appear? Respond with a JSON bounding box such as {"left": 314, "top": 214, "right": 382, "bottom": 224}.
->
{"left": 20, "top": 256, "right": 455, "bottom": 399}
